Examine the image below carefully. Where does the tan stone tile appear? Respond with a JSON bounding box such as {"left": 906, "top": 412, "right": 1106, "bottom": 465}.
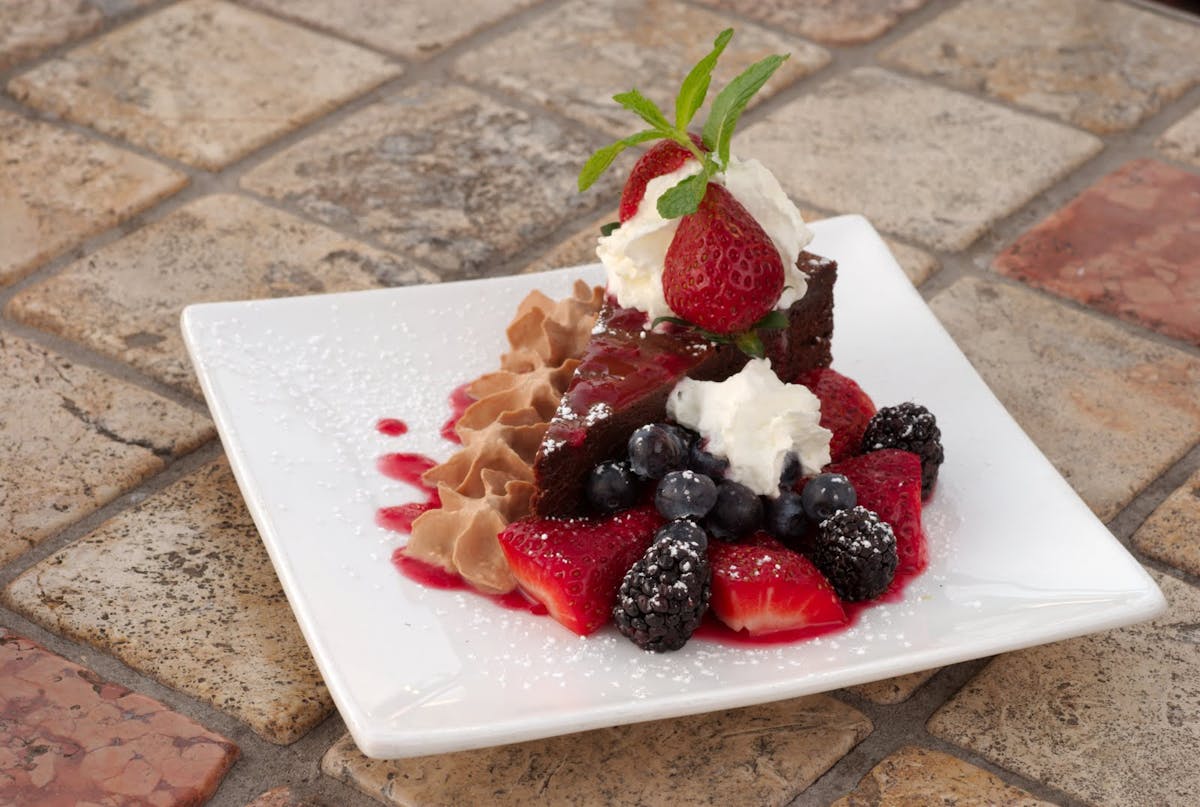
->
{"left": 8, "top": 0, "right": 401, "bottom": 170}
{"left": 739, "top": 68, "right": 1102, "bottom": 252}
{"left": 518, "top": 210, "right": 615, "bottom": 275}
{"left": 323, "top": 695, "right": 871, "bottom": 806}
{"left": 0, "top": 110, "right": 186, "bottom": 287}
{"left": 4, "top": 459, "right": 333, "bottom": 745}
{"left": 930, "top": 277, "right": 1200, "bottom": 520}
{"left": 243, "top": 82, "right": 611, "bottom": 280}
{"left": 7, "top": 194, "right": 432, "bottom": 397}
{"left": 0, "top": 334, "right": 212, "bottom": 566}
{"left": 245, "top": 786, "right": 318, "bottom": 807}
{"left": 928, "top": 572, "right": 1200, "bottom": 806}
{"left": 0, "top": 0, "right": 154, "bottom": 71}
{"left": 848, "top": 669, "right": 938, "bottom": 705}
{"left": 880, "top": 0, "right": 1200, "bottom": 134}
{"left": 1133, "top": 468, "right": 1200, "bottom": 577}
{"left": 695, "top": 0, "right": 928, "bottom": 45}
{"left": 1158, "top": 103, "right": 1200, "bottom": 168}
{"left": 452, "top": 0, "right": 829, "bottom": 138}
{"left": 804, "top": 209, "right": 939, "bottom": 285}
{"left": 245, "top": 0, "right": 539, "bottom": 60}
{"left": 0, "top": 628, "right": 239, "bottom": 805}
{"left": 830, "top": 746, "right": 1057, "bottom": 806}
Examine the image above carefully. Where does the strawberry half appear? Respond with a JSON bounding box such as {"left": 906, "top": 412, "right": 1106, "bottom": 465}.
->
{"left": 497, "top": 506, "right": 664, "bottom": 635}
{"left": 708, "top": 532, "right": 846, "bottom": 636}
{"left": 618, "top": 135, "right": 706, "bottom": 222}
{"left": 795, "top": 368, "right": 877, "bottom": 464}
{"left": 663, "top": 183, "right": 784, "bottom": 335}
{"left": 828, "top": 449, "right": 927, "bottom": 575}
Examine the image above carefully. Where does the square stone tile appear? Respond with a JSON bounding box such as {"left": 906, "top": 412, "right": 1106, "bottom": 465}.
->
{"left": 1133, "top": 467, "right": 1200, "bottom": 577}
{"left": 694, "top": 0, "right": 928, "bottom": 45}
{"left": 802, "top": 208, "right": 939, "bottom": 286}
{"left": 0, "top": 334, "right": 212, "bottom": 566}
{"left": 0, "top": 628, "right": 239, "bottom": 805}
{"left": 0, "top": 110, "right": 186, "bottom": 287}
{"left": 0, "top": 0, "right": 153, "bottom": 71}
{"left": 1158, "top": 103, "right": 1200, "bottom": 168}
{"left": 322, "top": 694, "right": 871, "bottom": 806}
{"left": 518, "top": 210, "right": 615, "bottom": 275}
{"left": 242, "top": 81, "right": 612, "bottom": 280}
{"left": 452, "top": 0, "right": 829, "bottom": 139}
{"left": 7, "top": 194, "right": 433, "bottom": 396}
{"left": 244, "top": 0, "right": 539, "bottom": 60}
{"left": 4, "top": 459, "right": 334, "bottom": 745}
{"left": 994, "top": 159, "right": 1200, "bottom": 346}
{"left": 880, "top": 0, "right": 1200, "bottom": 134}
{"left": 928, "top": 572, "right": 1200, "bottom": 806}
{"left": 929, "top": 276, "right": 1200, "bottom": 521}
{"left": 7, "top": 0, "right": 402, "bottom": 170}
{"left": 848, "top": 669, "right": 938, "bottom": 705}
{"left": 830, "top": 746, "right": 1057, "bottom": 806}
{"left": 738, "top": 68, "right": 1102, "bottom": 252}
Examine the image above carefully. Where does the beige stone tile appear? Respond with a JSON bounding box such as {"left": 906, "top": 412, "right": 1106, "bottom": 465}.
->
{"left": 0, "top": 110, "right": 186, "bottom": 287}
{"left": 928, "top": 572, "right": 1200, "bottom": 806}
{"left": 4, "top": 459, "right": 333, "bottom": 745}
{"left": 695, "top": 0, "right": 928, "bottom": 45}
{"left": 453, "top": 0, "right": 829, "bottom": 138}
{"left": 245, "top": 0, "right": 539, "bottom": 60}
{"left": 245, "top": 786, "right": 318, "bottom": 807}
{"left": 1133, "top": 468, "right": 1200, "bottom": 577}
{"left": 803, "top": 208, "right": 939, "bottom": 286}
{"left": 518, "top": 210, "right": 615, "bottom": 275}
{"left": 8, "top": 0, "right": 401, "bottom": 170}
{"left": 0, "top": 0, "right": 154, "bottom": 71}
{"left": 243, "top": 82, "right": 611, "bottom": 280}
{"left": 848, "top": 669, "right": 938, "bottom": 705}
{"left": 7, "top": 194, "right": 432, "bottom": 396}
{"left": 830, "top": 746, "right": 1057, "bottom": 806}
{"left": 739, "top": 68, "right": 1102, "bottom": 252}
{"left": 880, "top": 0, "right": 1200, "bottom": 134}
{"left": 930, "top": 277, "right": 1200, "bottom": 520}
{"left": 0, "top": 333, "right": 212, "bottom": 566}
{"left": 323, "top": 695, "right": 871, "bottom": 806}
{"left": 1158, "top": 103, "right": 1200, "bottom": 168}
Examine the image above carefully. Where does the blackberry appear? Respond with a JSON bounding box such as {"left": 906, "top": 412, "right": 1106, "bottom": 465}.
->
{"left": 810, "top": 506, "right": 897, "bottom": 602}
{"left": 614, "top": 526, "right": 712, "bottom": 652}
{"left": 861, "top": 403, "right": 943, "bottom": 498}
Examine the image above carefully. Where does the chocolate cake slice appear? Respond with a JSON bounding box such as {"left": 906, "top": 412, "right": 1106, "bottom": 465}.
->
{"left": 532, "top": 251, "right": 836, "bottom": 516}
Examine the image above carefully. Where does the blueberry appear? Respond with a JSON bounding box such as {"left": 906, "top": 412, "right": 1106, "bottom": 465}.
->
{"left": 800, "top": 473, "right": 857, "bottom": 523}
{"left": 655, "top": 470, "right": 718, "bottom": 520}
{"left": 628, "top": 424, "right": 686, "bottom": 479}
{"left": 688, "top": 439, "right": 729, "bottom": 479}
{"left": 586, "top": 460, "right": 640, "bottom": 513}
{"left": 779, "top": 451, "right": 802, "bottom": 490}
{"left": 654, "top": 518, "right": 708, "bottom": 553}
{"left": 664, "top": 423, "right": 698, "bottom": 454}
{"left": 709, "top": 480, "right": 763, "bottom": 538}
{"left": 765, "top": 490, "right": 808, "bottom": 543}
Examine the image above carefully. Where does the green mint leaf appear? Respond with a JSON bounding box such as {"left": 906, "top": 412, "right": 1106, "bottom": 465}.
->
{"left": 702, "top": 53, "right": 788, "bottom": 166}
{"left": 735, "top": 331, "right": 766, "bottom": 358}
{"left": 656, "top": 171, "right": 709, "bottom": 219}
{"left": 674, "top": 28, "right": 733, "bottom": 130}
{"left": 650, "top": 315, "right": 692, "bottom": 329}
{"left": 753, "top": 310, "right": 789, "bottom": 331}
{"left": 613, "top": 89, "right": 674, "bottom": 133}
{"left": 577, "top": 129, "right": 662, "bottom": 191}
{"left": 599, "top": 221, "right": 621, "bottom": 237}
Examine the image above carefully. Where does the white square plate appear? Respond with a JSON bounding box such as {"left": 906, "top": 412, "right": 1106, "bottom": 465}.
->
{"left": 182, "top": 215, "right": 1164, "bottom": 759}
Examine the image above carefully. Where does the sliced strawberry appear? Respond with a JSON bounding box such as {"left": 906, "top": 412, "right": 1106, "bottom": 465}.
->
{"left": 707, "top": 532, "right": 846, "bottom": 636}
{"left": 618, "top": 135, "right": 706, "bottom": 222}
{"left": 497, "top": 506, "right": 664, "bottom": 636}
{"left": 663, "top": 183, "right": 784, "bottom": 335}
{"left": 795, "top": 368, "right": 877, "bottom": 464}
{"left": 828, "top": 449, "right": 927, "bottom": 575}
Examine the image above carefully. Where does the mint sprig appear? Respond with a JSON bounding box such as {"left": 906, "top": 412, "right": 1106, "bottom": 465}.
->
{"left": 577, "top": 28, "right": 788, "bottom": 220}
{"left": 650, "top": 309, "right": 790, "bottom": 359}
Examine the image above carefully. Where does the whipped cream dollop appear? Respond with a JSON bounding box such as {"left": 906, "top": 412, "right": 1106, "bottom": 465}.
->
{"left": 596, "top": 156, "right": 813, "bottom": 322}
{"left": 667, "top": 359, "right": 831, "bottom": 497}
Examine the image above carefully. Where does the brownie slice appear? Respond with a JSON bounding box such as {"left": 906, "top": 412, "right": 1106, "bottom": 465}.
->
{"left": 531, "top": 252, "right": 836, "bottom": 517}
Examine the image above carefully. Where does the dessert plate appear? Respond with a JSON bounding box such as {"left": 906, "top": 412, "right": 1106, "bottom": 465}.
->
{"left": 182, "top": 215, "right": 1164, "bottom": 759}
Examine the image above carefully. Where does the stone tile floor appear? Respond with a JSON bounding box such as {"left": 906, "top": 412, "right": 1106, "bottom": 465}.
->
{"left": 1, "top": 0, "right": 1198, "bottom": 804}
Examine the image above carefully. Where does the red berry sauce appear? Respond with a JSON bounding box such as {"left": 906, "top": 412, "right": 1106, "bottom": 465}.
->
{"left": 376, "top": 417, "right": 408, "bottom": 436}
{"left": 440, "top": 382, "right": 474, "bottom": 444}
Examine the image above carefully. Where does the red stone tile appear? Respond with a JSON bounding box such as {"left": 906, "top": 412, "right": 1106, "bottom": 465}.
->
{"left": 0, "top": 628, "right": 238, "bottom": 806}
{"left": 994, "top": 159, "right": 1200, "bottom": 345}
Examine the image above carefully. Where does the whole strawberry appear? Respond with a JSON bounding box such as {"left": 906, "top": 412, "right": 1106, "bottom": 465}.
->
{"left": 662, "top": 183, "right": 784, "bottom": 334}
{"left": 619, "top": 135, "right": 707, "bottom": 222}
